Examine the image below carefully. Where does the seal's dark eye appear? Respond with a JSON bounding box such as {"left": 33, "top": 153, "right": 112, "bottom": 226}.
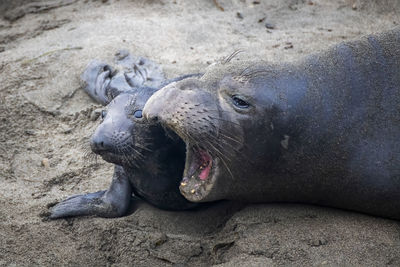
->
{"left": 101, "top": 110, "right": 107, "bottom": 119}
{"left": 133, "top": 110, "right": 143, "bottom": 119}
{"left": 232, "top": 95, "right": 250, "bottom": 109}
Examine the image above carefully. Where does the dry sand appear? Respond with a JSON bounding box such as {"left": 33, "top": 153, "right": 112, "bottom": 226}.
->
{"left": 1, "top": 0, "right": 400, "bottom": 266}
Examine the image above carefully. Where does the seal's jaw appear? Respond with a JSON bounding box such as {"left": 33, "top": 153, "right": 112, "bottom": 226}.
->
{"left": 179, "top": 144, "right": 219, "bottom": 202}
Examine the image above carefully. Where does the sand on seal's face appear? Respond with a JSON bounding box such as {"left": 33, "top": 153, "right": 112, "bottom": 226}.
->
{"left": 1, "top": 0, "right": 400, "bottom": 266}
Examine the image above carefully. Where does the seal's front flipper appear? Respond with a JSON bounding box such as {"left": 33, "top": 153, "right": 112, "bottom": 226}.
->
{"left": 81, "top": 60, "right": 115, "bottom": 105}
{"left": 49, "top": 190, "right": 109, "bottom": 219}
{"left": 113, "top": 50, "right": 165, "bottom": 89}
{"left": 81, "top": 52, "right": 166, "bottom": 105}
{"left": 49, "top": 166, "right": 132, "bottom": 219}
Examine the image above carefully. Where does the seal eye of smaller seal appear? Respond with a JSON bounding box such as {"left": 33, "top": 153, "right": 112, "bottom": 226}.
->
{"left": 101, "top": 110, "right": 107, "bottom": 119}
{"left": 232, "top": 95, "right": 250, "bottom": 109}
{"left": 133, "top": 110, "right": 143, "bottom": 119}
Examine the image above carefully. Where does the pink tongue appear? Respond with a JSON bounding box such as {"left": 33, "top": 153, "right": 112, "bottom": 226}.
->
{"left": 199, "top": 150, "right": 212, "bottom": 180}
{"left": 199, "top": 163, "right": 211, "bottom": 180}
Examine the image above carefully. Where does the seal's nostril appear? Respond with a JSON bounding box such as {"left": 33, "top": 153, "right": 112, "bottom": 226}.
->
{"left": 148, "top": 115, "right": 159, "bottom": 124}
{"left": 90, "top": 136, "right": 108, "bottom": 153}
{"left": 144, "top": 111, "right": 159, "bottom": 123}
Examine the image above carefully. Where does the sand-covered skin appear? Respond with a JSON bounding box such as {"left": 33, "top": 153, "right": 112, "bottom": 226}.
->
{"left": 1, "top": 0, "right": 400, "bottom": 266}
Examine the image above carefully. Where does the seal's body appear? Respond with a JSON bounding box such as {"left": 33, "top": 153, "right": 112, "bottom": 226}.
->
{"left": 143, "top": 28, "right": 400, "bottom": 219}
{"left": 50, "top": 52, "right": 198, "bottom": 219}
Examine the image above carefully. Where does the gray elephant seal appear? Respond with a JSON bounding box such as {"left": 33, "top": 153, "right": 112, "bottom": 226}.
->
{"left": 50, "top": 52, "right": 200, "bottom": 218}
{"left": 143, "top": 28, "right": 400, "bottom": 219}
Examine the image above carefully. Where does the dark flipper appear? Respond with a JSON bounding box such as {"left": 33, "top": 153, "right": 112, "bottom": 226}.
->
{"left": 49, "top": 166, "right": 132, "bottom": 219}
{"left": 113, "top": 49, "right": 165, "bottom": 89}
{"left": 81, "top": 60, "right": 114, "bottom": 105}
{"left": 81, "top": 50, "right": 166, "bottom": 105}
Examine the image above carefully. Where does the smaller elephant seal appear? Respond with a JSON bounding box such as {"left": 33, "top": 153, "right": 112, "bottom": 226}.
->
{"left": 143, "top": 28, "right": 400, "bottom": 219}
{"left": 50, "top": 51, "right": 200, "bottom": 218}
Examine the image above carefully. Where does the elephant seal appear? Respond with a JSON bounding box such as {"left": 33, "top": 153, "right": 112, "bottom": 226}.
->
{"left": 50, "top": 52, "right": 200, "bottom": 218}
{"left": 143, "top": 28, "right": 400, "bottom": 219}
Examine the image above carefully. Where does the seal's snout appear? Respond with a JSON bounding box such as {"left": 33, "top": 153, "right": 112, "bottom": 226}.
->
{"left": 90, "top": 135, "right": 112, "bottom": 153}
{"left": 148, "top": 115, "right": 159, "bottom": 124}
{"left": 142, "top": 107, "right": 159, "bottom": 124}
{"left": 144, "top": 112, "right": 159, "bottom": 124}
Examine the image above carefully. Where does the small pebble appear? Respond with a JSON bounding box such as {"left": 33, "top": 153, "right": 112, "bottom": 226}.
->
{"left": 284, "top": 42, "right": 294, "bottom": 49}
{"left": 62, "top": 127, "right": 73, "bottom": 134}
{"left": 236, "top": 12, "right": 243, "bottom": 19}
{"left": 41, "top": 158, "right": 50, "bottom": 168}
{"left": 115, "top": 50, "right": 129, "bottom": 60}
{"left": 25, "top": 129, "right": 36, "bottom": 136}
{"left": 265, "top": 23, "right": 275, "bottom": 29}
{"left": 73, "top": 112, "right": 79, "bottom": 120}
{"left": 310, "top": 238, "right": 328, "bottom": 247}
{"left": 151, "top": 233, "right": 168, "bottom": 248}
{"left": 61, "top": 115, "right": 72, "bottom": 122}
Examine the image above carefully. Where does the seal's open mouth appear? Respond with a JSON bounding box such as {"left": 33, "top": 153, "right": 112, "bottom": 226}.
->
{"left": 179, "top": 144, "right": 219, "bottom": 202}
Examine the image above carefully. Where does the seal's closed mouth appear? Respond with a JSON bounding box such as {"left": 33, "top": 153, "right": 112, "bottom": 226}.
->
{"left": 179, "top": 144, "right": 218, "bottom": 201}
{"left": 95, "top": 150, "right": 123, "bottom": 165}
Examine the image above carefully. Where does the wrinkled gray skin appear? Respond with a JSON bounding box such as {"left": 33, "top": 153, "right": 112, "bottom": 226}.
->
{"left": 143, "top": 28, "right": 400, "bottom": 219}
{"left": 80, "top": 50, "right": 166, "bottom": 105}
{"left": 50, "top": 51, "right": 200, "bottom": 219}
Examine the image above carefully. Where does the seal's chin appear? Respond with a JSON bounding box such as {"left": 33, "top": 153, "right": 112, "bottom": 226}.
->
{"left": 96, "top": 151, "right": 121, "bottom": 165}
{"left": 179, "top": 144, "right": 218, "bottom": 202}
{"left": 94, "top": 150, "right": 131, "bottom": 166}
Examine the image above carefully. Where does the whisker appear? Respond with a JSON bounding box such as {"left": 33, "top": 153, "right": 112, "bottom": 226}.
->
{"left": 218, "top": 132, "right": 243, "bottom": 145}
{"left": 118, "top": 146, "right": 139, "bottom": 168}
{"left": 223, "top": 49, "right": 243, "bottom": 64}
{"left": 205, "top": 140, "right": 234, "bottom": 180}
{"left": 201, "top": 132, "right": 240, "bottom": 156}
{"left": 135, "top": 143, "right": 153, "bottom": 152}
{"left": 203, "top": 115, "right": 242, "bottom": 128}
{"left": 205, "top": 140, "right": 231, "bottom": 163}
{"left": 124, "top": 144, "right": 146, "bottom": 161}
